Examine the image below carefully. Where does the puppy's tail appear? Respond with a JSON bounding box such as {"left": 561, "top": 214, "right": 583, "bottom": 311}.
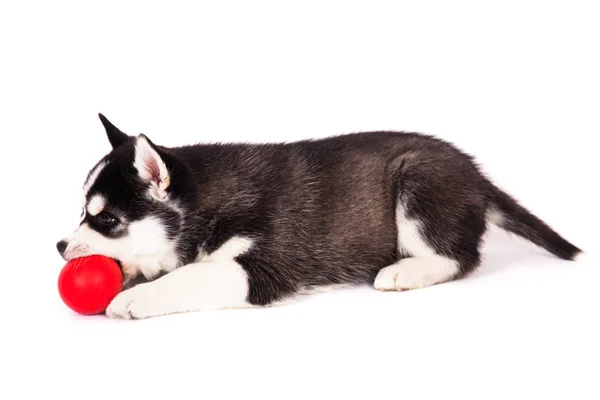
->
{"left": 485, "top": 182, "right": 582, "bottom": 261}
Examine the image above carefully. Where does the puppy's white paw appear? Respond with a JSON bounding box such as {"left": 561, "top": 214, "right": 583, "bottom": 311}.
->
{"left": 106, "top": 283, "right": 165, "bottom": 320}
{"left": 373, "top": 264, "right": 399, "bottom": 291}
{"left": 374, "top": 257, "right": 458, "bottom": 291}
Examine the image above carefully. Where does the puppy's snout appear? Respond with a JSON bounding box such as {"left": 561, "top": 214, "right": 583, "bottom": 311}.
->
{"left": 56, "top": 240, "right": 68, "bottom": 256}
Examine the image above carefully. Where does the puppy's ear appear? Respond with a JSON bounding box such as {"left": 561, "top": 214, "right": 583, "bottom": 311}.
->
{"left": 133, "top": 134, "right": 170, "bottom": 201}
{"left": 99, "top": 113, "right": 130, "bottom": 149}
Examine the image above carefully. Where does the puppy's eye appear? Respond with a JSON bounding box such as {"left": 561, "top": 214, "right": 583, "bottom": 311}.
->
{"left": 98, "top": 213, "right": 118, "bottom": 227}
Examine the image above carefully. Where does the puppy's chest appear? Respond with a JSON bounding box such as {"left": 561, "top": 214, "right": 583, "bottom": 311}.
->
{"left": 121, "top": 236, "right": 255, "bottom": 285}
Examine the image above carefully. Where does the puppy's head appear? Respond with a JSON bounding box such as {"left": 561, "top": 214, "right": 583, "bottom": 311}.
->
{"left": 56, "top": 114, "right": 190, "bottom": 282}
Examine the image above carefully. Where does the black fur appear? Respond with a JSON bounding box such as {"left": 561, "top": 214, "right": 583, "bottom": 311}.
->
{"left": 98, "top": 113, "right": 131, "bottom": 149}
{"left": 487, "top": 183, "right": 580, "bottom": 260}
{"left": 67, "top": 114, "right": 582, "bottom": 305}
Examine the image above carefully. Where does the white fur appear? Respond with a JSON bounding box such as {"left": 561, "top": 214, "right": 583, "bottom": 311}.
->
{"left": 374, "top": 257, "right": 459, "bottom": 291}
{"left": 61, "top": 216, "right": 179, "bottom": 283}
{"left": 86, "top": 194, "right": 105, "bottom": 216}
{"left": 80, "top": 161, "right": 107, "bottom": 222}
{"left": 197, "top": 236, "right": 254, "bottom": 263}
{"left": 82, "top": 161, "right": 107, "bottom": 198}
{"left": 106, "top": 261, "right": 254, "bottom": 319}
{"left": 134, "top": 135, "right": 170, "bottom": 201}
{"left": 486, "top": 207, "right": 504, "bottom": 227}
{"left": 106, "top": 236, "right": 256, "bottom": 319}
{"left": 374, "top": 203, "right": 459, "bottom": 291}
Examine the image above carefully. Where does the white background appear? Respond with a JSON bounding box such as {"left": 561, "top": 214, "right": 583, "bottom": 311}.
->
{"left": 1, "top": 1, "right": 598, "bottom": 399}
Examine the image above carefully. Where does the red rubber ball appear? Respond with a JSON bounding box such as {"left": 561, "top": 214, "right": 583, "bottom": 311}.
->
{"left": 58, "top": 255, "right": 123, "bottom": 315}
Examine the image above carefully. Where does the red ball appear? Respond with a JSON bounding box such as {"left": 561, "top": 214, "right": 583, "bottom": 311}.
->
{"left": 57, "top": 255, "right": 123, "bottom": 315}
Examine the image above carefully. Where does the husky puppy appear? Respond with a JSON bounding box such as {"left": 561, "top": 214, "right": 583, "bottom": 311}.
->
{"left": 56, "top": 114, "right": 583, "bottom": 319}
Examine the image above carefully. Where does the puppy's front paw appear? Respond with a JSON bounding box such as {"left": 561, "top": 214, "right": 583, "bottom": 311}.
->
{"left": 106, "top": 283, "right": 163, "bottom": 320}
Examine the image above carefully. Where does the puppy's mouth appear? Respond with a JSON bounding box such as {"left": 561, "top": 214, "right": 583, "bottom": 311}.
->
{"left": 61, "top": 243, "right": 91, "bottom": 261}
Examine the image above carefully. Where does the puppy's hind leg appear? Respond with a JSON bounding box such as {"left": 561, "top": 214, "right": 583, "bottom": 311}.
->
{"left": 374, "top": 204, "right": 474, "bottom": 291}
{"left": 374, "top": 156, "right": 487, "bottom": 291}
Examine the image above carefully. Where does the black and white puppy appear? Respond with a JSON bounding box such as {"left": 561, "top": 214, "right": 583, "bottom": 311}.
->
{"left": 56, "top": 114, "right": 584, "bottom": 319}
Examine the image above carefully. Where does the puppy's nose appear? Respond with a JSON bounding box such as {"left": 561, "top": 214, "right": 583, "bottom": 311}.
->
{"left": 56, "top": 240, "right": 68, "bottom": 255}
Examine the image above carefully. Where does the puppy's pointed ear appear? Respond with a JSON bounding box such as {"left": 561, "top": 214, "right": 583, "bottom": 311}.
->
{"left": 133, "top": 134, "right": 171, "bottom": 201}
{"left": 99, "top": 113, "right": 130, "bottom": 149}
